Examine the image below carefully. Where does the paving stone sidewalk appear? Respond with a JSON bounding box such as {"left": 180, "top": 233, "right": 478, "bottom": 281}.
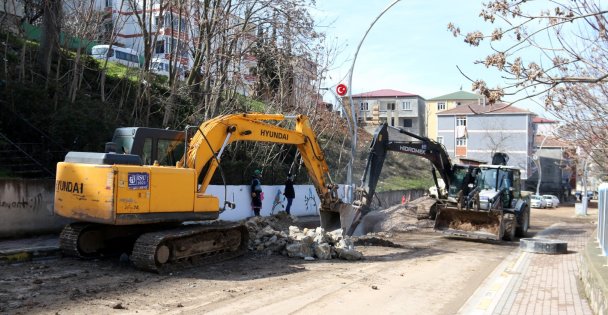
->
{"left": 459, "top": 222, "right": 596, "bottom": 315}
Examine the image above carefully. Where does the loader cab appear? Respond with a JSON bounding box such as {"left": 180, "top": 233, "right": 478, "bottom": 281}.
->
{"left": 447, "top": 165, "right": 480, "bottom": 199}
{"left": 477, "top": 165, "right": 522, "bottom": 208}
{"left": 111, "top": 127, "right": 185, "bottom": 166}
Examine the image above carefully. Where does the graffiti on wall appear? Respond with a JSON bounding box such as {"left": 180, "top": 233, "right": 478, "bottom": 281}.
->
{"left": 304, "top": 187, "right": 318, "bottom": 214}
{"left": 271, "top": 189, "right": 286, "bottom": 214}
{"left": 0, "top": 193, "right": 43, "bottom": 210}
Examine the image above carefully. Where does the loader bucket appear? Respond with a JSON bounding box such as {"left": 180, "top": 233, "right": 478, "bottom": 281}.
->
{"left": 320, "top": 203, "right": 358, "bottom": 233}
{"left": 433, "top": 207, "right": 503, "bottom": 240}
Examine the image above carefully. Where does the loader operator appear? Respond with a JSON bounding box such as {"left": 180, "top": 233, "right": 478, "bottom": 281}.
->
{"left": 251, "top": 169, "right": 263, "bottom": 216}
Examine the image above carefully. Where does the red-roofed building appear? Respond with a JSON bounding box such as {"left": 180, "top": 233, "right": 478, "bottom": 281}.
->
{"left": 532, "top": 116, "right": 558, "bottom": 136}
{"left": 342, "top": 89, "right": 426, "bottom": 135}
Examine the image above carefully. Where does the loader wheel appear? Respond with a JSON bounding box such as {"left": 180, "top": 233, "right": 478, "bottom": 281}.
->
{"left": 516, "top": 206, "right": 530, "bottom": 237}
{"left": 502, "top": 214, "right": 516, "bottom": 241}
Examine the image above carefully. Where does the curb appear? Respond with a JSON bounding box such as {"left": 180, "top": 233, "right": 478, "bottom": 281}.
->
{"left": 0, "top": 246, "right": 61, "bottom": 263}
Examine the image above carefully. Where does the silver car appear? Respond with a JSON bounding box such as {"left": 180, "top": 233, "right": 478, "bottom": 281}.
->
{"left": 530, "top": 195, "right": 547, "bottom": 208}
{"left": 543, "top": 195, "right": 560, "bottom": 208}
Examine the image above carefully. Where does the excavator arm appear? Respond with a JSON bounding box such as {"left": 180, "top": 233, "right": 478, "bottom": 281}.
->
{"left": 358, "top": 123, "right": 454, "bottom": 208}
{"left": 347, "top": 123, "right": 455, "bottom": 235}
{"left": 178, "top": 113, "right": 352, "bottom": 231}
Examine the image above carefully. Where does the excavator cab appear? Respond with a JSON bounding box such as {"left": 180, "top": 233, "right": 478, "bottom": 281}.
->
{"left": 110, "top": 127, "right": 185, "bottom": 166}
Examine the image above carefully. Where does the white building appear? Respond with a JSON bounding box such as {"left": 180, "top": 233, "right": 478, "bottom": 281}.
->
{"left": 96, "top": 0, "right": 257, "bottom": 90}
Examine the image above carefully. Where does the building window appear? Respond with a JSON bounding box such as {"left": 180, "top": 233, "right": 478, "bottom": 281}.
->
{"left": 169, "top": 38, "right": 188, "bottom": 57}
{"left": 105, "top": 0, "right": 112, "bottom": 7}
{"left": 359, "top": 102, "right": 368, "bottom": 111}
{"left": 155, "top": 40, "right": 165, "bottom": 54}
{"left": 403, "top": 119, "right": 413, "bottom": 128}
{"left": 456, "top": 138, "right": 467, "bottom": 146}
{"left": 437, "top": 136, "right": 444, "bottom": 144}
{"left": 387, "top": 102, "right": 395, "bottom": 110}
{"left": 438, "top": 102, "right": 446, "bottom": 111}
{"left": 456, "top": 116, "right": 467, "bottom": 126}
{"left": 402, "top": 101, "right": 411, "bottom": 110}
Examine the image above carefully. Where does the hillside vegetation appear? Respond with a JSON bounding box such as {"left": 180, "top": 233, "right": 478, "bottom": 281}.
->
{"left": 0, "top": 32, "right": 433, "bottom": 191}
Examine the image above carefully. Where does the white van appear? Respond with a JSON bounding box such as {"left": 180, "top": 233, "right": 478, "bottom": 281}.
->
{"left": 91, "top": 45, "right": 141, "bottom": 68}
{"left": 151, "top": 58, "right": 187, "bottom": 80}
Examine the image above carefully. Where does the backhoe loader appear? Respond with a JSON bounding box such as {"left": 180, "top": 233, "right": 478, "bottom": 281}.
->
{"left": 433, "top": 161, "right": 531, "bottom": 241}
{"left": 54, "top": 113, "right": 352, "bottom": 272}
{"left": 347, "top": 123, "right": 480, "bottom": 235}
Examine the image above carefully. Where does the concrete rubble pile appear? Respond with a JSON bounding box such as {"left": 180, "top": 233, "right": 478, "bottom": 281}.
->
{"left": 244, "top": 214, "right": 362, "bottom": 261}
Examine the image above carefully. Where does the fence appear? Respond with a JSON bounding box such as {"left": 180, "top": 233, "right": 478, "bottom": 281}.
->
{"left": 598, "top": 183, "right": 608, "bottom": 256}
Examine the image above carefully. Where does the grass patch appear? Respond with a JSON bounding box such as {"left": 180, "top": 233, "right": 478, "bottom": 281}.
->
{"left": 375, "top": 175, "right": 435, "bottom": 192}
{"left": 101, "top": 61, "right": 141, "bottom": 83}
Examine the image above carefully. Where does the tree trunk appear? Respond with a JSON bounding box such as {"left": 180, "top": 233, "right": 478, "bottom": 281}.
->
{"left": 39, "top": 0, "right": 61, "bottom": 77}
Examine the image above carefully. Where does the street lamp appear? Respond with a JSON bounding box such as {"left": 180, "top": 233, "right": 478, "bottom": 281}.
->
{"left": 535, "top": 134, "right": 549, "bottom": 195}
{"left": 344, "top": 0, "right": 402, "bottom": 202}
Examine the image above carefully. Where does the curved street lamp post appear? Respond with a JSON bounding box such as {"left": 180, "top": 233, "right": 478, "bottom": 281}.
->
{"left": 344, "top": 0, "right": 402, "bottom": 202}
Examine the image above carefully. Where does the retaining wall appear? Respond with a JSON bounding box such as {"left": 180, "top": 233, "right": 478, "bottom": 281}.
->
{"left": 0, "top": 179, "right": 70, "bottom": 238}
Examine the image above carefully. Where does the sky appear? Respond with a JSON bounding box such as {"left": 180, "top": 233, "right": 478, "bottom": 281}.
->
{"left": 311, "top": 0, "right": 551, "bottom": 118}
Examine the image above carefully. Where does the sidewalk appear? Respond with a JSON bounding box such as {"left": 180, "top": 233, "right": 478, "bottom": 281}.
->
{"left": 458, "top": 221, "right": 597, "bottom": 315}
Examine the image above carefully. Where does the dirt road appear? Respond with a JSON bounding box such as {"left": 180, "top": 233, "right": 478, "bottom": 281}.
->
{"left": 0, "top": 205, "right": 594, "bottom": 315}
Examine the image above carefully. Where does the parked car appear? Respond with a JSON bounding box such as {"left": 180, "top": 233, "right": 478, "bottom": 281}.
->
{"left": 543, "top": 195, "right": 560, "bottom": 208}
{"left": 530, "top": 195, "right": 547, "bottom": 208}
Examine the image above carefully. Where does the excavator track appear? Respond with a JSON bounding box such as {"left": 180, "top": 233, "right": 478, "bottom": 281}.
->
{"left": 59, "top": 223, "right": 101, "bottom": 258}
{"left": 131, "top": 222, "right": 248, "bottom": 273}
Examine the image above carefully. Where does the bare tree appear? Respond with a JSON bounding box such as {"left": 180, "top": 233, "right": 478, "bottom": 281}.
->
{"left": 452, "top": 0, "right": 608, "bottom": 164}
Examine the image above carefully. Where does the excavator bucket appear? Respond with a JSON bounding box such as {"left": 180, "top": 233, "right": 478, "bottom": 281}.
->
{"left": 320, "top": 203, "right": 359, "bottom": 233}
{"left": 433, "top": 206, "right": 503, "bottom": 240}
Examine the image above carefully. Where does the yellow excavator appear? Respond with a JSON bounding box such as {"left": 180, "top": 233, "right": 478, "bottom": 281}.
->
{"left": 54, "top": 113, "right": 353, "bottom": 272}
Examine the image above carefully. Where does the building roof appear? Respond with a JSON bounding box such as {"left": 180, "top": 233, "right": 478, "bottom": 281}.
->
{"left": 436, "top": 102, "right": 533, "bottom": 115}
{"left": 534, "top": 135, "right": 573, "bottom": 148}
{"left": 532, "top": 117, "right": 557, "bottom": 124}
{"left": 427, "top": 90, "right": 482, "bottom": 101}
{"left": 350, "top": 89, "right": 418, "bottom": 98}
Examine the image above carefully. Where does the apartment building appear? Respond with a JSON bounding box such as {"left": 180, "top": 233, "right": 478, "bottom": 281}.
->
{"left": 437, "top": 103, "right": 535, "bottom": 180}
{"left": 344, "top": 89, "right": 426, "bottom": 136}
{"left": 426, "top": 90, "right": 483, "bottom": 141}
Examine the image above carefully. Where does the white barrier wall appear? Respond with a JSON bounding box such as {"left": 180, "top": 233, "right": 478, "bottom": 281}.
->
{"left": 212, "top": 184, "right": 348, "bottom": 221}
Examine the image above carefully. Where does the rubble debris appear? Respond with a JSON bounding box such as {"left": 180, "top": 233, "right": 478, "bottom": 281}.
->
{"left": 243, "top": 213, "right": 362, "bottom": 261}
{"left": 353, "top": 196, "right": 438, "bottom": 235}
{"left": 112, "top": 302, "right": 126, "bottom": 309}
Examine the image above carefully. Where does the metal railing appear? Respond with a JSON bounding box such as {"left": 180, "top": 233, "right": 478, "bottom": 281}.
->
{"left": 598, "top": 183, "right": 608, "bottom": 256}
